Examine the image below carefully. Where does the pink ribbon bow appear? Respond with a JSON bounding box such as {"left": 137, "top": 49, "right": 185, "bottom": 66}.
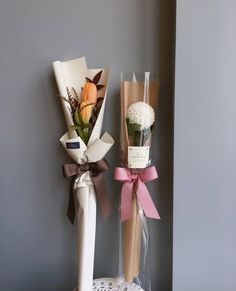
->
{"left": 114, "top": 166, "right": 160, "bottom": 221}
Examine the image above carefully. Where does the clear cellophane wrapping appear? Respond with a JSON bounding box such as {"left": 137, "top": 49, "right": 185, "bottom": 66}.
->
{"left": 117, "top": 72, "right": 159, "bottom": 291}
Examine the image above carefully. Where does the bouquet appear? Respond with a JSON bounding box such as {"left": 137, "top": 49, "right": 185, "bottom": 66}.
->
{"left": 53, "top": 57, "right": 114, "bottom": 291}
{"left": 114, "top": 72, "right": 160, "bottom": 291}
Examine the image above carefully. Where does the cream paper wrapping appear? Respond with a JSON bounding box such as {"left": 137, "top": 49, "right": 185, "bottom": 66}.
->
{"left": 53, "top": 57, "right": 114, "bottom": 291}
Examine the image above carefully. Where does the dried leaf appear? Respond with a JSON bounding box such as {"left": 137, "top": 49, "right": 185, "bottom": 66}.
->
{"left": 66, "top": 87, "right": 79, "bottom": 113}
{"left": 90, "top": 100, "right": 103, "bottom": 126}
{"left": 86, "top": 77, "right": 93, "bottom": 83}
{"left": 59, "top": 95, "right": 70, "bottom": 104}
{"left": 67, "top": 87, "right": 72, "bottom": 102}
{"left": 93, "top": 70, "right": 103, "bottom": 85}
{"left": 72, "top": 87, "right": 80, "bottom": 100}
{"left": 97, "top": 97, "right": 104, "bottom": 103}
{"left": 73, "top": 98, "right": 79, "bottom": 109}
{"left": 96, "top": 84, "right": 105, "bottom": 91}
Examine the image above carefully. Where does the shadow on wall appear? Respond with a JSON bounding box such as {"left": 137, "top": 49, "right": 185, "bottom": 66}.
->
{"left": 149, "top": 0, "right": 176, "bottom": 290}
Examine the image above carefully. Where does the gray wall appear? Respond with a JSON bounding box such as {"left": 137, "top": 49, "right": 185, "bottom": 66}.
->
{"left": 173, "top": 1, "right": 236, "bottom": 290}
{"left": 0, "top": 1, "right": 175, "bottom": 290}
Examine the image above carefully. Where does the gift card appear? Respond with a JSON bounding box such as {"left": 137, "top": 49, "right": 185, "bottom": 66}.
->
{"left": 128, "top": 146, "right": 150, "bottom": 168}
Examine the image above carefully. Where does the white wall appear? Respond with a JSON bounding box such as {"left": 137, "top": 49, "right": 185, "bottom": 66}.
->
{"left": 173, "top": 1, "right": 236, "bottom": 290}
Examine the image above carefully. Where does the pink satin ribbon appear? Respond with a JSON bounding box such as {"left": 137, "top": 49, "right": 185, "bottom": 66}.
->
{"left": 114, "top": 166, "right": 160, "bottom": 221}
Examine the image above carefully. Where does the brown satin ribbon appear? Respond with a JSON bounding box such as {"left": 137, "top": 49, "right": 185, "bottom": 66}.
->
{"left": 62, "top": 159, "right": 111, "bottom": 224}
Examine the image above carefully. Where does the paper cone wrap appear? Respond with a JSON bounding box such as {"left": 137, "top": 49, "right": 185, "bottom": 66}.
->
{"left": 53, "top": 57, "right": 114, "bottom": 291}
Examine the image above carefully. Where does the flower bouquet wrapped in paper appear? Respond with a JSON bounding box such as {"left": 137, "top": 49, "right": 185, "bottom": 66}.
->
{"left": 53, "top": 57, "right": 114, "bottom": 291}
{"left": 114, "top": 72, "right": 160, "bottom": 291}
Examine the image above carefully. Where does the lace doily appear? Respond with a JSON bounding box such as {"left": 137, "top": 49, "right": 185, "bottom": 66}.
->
{"left": 93, "top": 278, "right": 144, "bottom": 291}
{"left": 73, "top": 278, "right": 144, "bottom": 291}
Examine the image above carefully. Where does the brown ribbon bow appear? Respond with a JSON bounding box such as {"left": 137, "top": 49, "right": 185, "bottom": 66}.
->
{"left": 62, "top": 159, "right": 111, "bottom": 224}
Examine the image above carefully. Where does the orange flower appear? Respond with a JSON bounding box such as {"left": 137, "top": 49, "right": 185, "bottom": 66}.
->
{"left": 80, "top": 83, "right": 97, "bottom": 123}
{"left": 80, "top": 101, "right": 93, "bottom": 124}
{"left": 81, "top": 83, "right": 97, "bottom": 104}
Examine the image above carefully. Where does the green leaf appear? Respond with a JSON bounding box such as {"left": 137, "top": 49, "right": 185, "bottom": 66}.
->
{"left": 81, "top": 123, "right": 90, "bottom": 129}
{"left": 126, "top": 118, "right": 141, "bottom": 135}
{"left": 70, "top": 125, "right": 81, "bottom": 130}
{"left": 70, "top": 125, "right": 90, "bottom": 145}
{"left": 74, "top": 108, "right": 82, "bottom": 125}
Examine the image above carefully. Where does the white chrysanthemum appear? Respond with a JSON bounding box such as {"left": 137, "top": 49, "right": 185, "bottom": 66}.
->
{"left": 126, "top": 101, "right": 155, "bottom": 130}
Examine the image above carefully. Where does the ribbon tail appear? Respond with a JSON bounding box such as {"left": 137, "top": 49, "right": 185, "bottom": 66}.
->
{"left": 91, "top": 174, "right": 111, "bottom": 218}
{"left": 67, "top": 176, "right": 77, "bottom": 224}
{"left": 136, "top": 179, "right": 160, "bottom": 220}
{"left": 121, "top": 182, "right": 134, "bottom": 222}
